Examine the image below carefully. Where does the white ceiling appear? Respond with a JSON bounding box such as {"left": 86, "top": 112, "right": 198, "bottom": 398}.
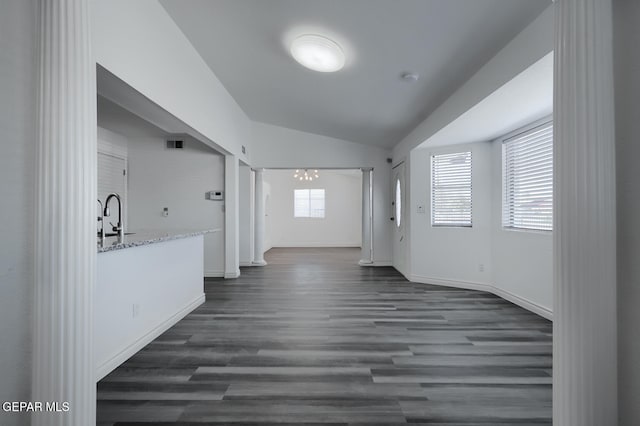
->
{"left": 97, "top": 95, "right": 221, "bottom": 155}
{"left": 160, "top": 0, "right": 550, "bottom": 148}
{"left": 421, "top": 52, "right": 553, "bottom": 148}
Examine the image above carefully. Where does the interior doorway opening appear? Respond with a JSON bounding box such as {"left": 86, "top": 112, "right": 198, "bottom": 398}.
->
{"left": 261, "top": 169, "right": 365, "bottom": 261}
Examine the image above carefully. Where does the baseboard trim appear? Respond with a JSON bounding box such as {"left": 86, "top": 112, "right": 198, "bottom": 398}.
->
{"left": 409, "top": 274, "right": 553, "bottom": 321}
{"left": 95, "top": 293, "right": 205, "bottom": 381}
{"left": 370, "top": 261, "right": 393, "bottom": 267}
{"left": 410, "top": 275, "right": 489, "bottom": 292}
{"left": 239, "top": 262, "right": 253, "bottom": 267}
{"left": 204, "top": 270, "right": 224, "bottom": 278}
{"left": 224, "top": 270, "right": 240, "bottom": 279}
{"left": 490, "top": 285, "right": 553, "bottom": 321}
{"left": 272, "top": 244, "right": 361, "bottom": 248}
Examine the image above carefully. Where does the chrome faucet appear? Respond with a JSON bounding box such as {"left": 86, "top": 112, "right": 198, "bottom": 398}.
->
{"left": 104, "top": 193, "right": 124, "bottom": 240}
{"left": 97, "top": 199, "right": 105, "bottom": 243}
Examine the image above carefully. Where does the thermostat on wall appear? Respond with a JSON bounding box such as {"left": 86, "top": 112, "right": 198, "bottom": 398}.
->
{"left": 205, "top": 190, "right": 224, "bottom": 201}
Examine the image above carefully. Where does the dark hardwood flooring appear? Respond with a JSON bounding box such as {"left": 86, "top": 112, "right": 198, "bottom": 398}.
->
{"left": 97, "top": 247, "right": 552, "bottom": 425}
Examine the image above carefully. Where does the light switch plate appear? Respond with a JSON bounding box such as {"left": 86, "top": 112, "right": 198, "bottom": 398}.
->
{"left": 205, "top": 190, "right": 224, "bottom": 201}
{"left": 417, "top": 205, "right": 426, "bottom": 214}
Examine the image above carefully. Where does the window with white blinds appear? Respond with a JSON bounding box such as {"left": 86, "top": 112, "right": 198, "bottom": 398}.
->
{"left": 294, "top": 189, "right": 325, "bottom": 218}
{"left": 431, "top": 151, "right": 472, "bottom": 227}
{"left": 502, "top": 121, "right": 553, "bottom": 231}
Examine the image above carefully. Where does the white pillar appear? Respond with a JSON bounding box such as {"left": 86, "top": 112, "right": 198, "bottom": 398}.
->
{"left": 553, "top": 0, "right": 617, "bottom": 424}
{"left": 33, "top": 0, "right": 96, "bottom": 424}
{"left": 238, "top": 165, "right": 254, "bottom": 266}
{"left": 253, "top": 168, "right": 267, "bottom": 266}
{"left": 359, "top": 168, "right": 373, "bottom": 265}
{"left": 224, "top": 155, "right": 240, "bottom": 278}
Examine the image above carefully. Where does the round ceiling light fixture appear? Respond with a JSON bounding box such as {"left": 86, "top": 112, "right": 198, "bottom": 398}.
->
{"left": 290, "top": 34, "right": 345, "bottom": 73}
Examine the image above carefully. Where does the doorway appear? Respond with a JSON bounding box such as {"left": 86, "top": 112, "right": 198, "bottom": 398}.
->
{"left": 261, "top": 169, "right": 362, "bottom": 252}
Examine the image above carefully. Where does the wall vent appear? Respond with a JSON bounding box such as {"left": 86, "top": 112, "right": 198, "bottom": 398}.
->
{"left": 166, "top": 140, "right": 184, "bottom": 149}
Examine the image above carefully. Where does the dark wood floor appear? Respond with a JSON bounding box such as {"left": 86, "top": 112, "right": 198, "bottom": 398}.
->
{"left": 97, "top": 247, "right": 552, "bottom": 425}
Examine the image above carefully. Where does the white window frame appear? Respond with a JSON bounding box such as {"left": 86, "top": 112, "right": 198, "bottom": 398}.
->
{"left": 502, "top": 120, "right": 553, "bottom": 232}
{"left": 294, "top": 188, "right": 325, "bottom": 218}
{"left": 431, "top": 150, "right": 473, "bottom": 228}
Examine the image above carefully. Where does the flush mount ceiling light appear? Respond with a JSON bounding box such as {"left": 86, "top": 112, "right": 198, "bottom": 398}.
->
{"left": 290, "top": 34, "right": 345, "bottom": 72}
{"left": 293, "top": 169, "right": 320, "bottom": 181}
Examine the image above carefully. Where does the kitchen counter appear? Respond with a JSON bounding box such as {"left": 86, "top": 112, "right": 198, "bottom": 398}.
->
{"left": 96, "top": 228, "right": 214, "bottom": 380}
{"left": 97, "top": 228, "right": 219, "bottom": 253}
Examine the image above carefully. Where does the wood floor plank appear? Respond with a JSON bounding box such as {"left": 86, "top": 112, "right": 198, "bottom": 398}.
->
{"left": 97, "top": 247, "right": 552, "bottom": 425}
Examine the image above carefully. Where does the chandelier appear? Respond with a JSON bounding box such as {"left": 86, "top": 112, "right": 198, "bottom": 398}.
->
{"left": 293, "top": 169, "right": 319, "bottom": 181}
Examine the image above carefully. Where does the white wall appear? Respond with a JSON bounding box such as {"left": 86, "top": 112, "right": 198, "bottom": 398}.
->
{"left": 409, "top": 134, "right": 553, "bottom": 318}
{"left": 393, "top": 5, "right": 553, "bottom": 160}
{"left": 91, "top": 0, "right": 252, "bottom": 161}
{"left": 490, "top": 123, "right": 553, "bottom": 315}
{"left": 264, "top": 170, "right": 362, "bottom": 248}
{"left": 613, "top": 0, "right": 640, "bottom": 423}
{"left": 126, "top": 136, "right": 226, "bottom": 276}
{"left": 409, "top": 142, "right": 493, "bottom": 286}
{"left": 252, "top": 122, "right": 392, "bottom": 264}
{"left": 0, "top": 1, "right": 35, "bottom": 424}
{"left": 398, "top": 5, "right": 555, "bottom": 319}
{"left": 393, "top": 7, "right": 553, "bottom": 276}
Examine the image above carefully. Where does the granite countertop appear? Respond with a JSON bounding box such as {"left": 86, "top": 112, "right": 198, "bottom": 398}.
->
{"left": 97, "top": 229, "right": 219, "bottom": 253}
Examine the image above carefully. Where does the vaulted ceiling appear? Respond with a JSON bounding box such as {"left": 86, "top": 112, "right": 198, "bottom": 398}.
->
{"left": 160, "top": 0, "right": 550, "bottom": 148}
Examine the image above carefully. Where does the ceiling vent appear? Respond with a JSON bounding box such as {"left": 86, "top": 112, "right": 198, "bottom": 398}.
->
{"left": 166, "top": 140, "right": 184, "bottom": 149}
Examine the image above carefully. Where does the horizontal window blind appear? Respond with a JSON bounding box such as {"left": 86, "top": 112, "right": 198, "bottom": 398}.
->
{"left": 431, "top": 151, "right": 472, "bottom": 227}
{"left": 98, "top": 152, "right": 126, "bottom": 207}
{"left": 294, "top": 189, "right": 325, "bottom": 218}
{"left": 502, "top": 122, "right": 553, "bottom": 231}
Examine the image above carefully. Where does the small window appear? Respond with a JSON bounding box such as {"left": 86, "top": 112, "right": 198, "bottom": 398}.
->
{"left": 502, "top": 122, "right": 553, "bottom": 231}
{"left": 431, "top": 151, "right": 472, "bottom": 227}
{"left": 294, "top": 189, "right": 325, "bottom": 218}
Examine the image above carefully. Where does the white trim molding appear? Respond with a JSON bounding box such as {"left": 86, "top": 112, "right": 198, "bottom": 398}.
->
{"left": 360, "top": 167, "right": 373, "bottom": 264}
{"left": 490, "top": 285, "right": 553, "bottom": 321}
{"left": 224, "top": 155, "right": 240, "bottom": 278}
{"left": 253, "top": 168, "right": 268, "bottom": 266}
{"left": 553, "top": 0, "right": 618, "bottom": 424}
{"left": 362, "top": 260, "right": 393, "bottom": 267}
{"left": 224, "top": 270, "right": 241, "bottom": 279}
{"left": 95, "top": 294, "right": 205, "bottom": 381}
{"left": 410, "top": 275, "right": 553, "bottom": 321}
{"left": 273, "top": 243, "right": 361, "bottom": 248}
{"left": 33, "top": 0, "right": 97, "bottom": 424}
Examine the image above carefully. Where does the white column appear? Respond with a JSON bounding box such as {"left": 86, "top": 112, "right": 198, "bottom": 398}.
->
{"left": 33, "top": 0, "right": 96, "bottom": 424}
{"left": 253, "top": 168, "right": 267, "bottom": 266}
{"left": 553, "top": 0, "right": 617, "bottom": 425}
{"left": 224, "top": 155, "right": 240, "bottom": 278}
{"left": 359, "top": 168, "right": 373, "bottom": 265}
